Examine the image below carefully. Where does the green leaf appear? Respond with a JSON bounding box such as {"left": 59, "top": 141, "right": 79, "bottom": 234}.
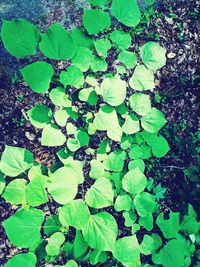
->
{"left": 129, "top": 65, "right": 154, "bottom": 91}
{"left": 157, "top": 212, "right": 180, "bottom": 239}
{"left": 122, "top": 167, "right": 147, "bottom": 195}
{"left": 79, "top": 88, "right": 98, "bottom": 106}
{"left": 113, "top": 236, "right": 140, "bottom": 266}
{"left": 41, "top": 124, "right": 66, "bottom": 147}
{"left": 123, "top": 210, "right": 136, "bottom": 227}
{"left": 152, "top": 239, "right": 185, "bottom": 267}
{"left": 139, "top": 213, "right": 153, "bottom": 231}
{"left": 0, "top": 173, "right": 5, "bottom": 195}
{"left": 94, "top": 105, "right": 119, "bottom": 131}
{"left": 140, "top": 235, "right": 154, "bottom": 255}
{"left": 110, "top": 30, "right": 131, "bottom": 50}
{"left": 101, "top": 76, "right": 127, "bottom": 106}
{"left": 180, "top": 204, "right": 199, "bottom": 235}
{"left": 141, "top": 108, "right": 167, "bottom": 133}
{"left": 49, "top": 87, "right": 71, "bottom": 107}
{"left": 48, "top": 167, "right": 78, "bottom": 204}
{"left": 87, "top": 0, "right": 109, "bottom": 6}
{"left": 73, "top": 230, "right": 88, "bottom": 258}
{"left": 27, "top": 104, "right": 52, "bottom": 129}
{"left": 89, "top": 160, "right": 105, "bottom": 179}
{"left": 46, "top": 232, "right": 65, "bottom": 256}
{"left": 0, "top": 146, "right": 33, "bottom": 177}
{"left": 26, "top": 174, "right": 48, "bottom": 207}
{"left": 90, "top": 250, "right": 107, "bottom": 265}
{"left": 128, "top": 159, "right": 145, "bottom": 173}
{"left": 103, "top": 151, "right": 125, "bottom": 172}
{"left": 54, "top": 109, "right": 70, "bottom": 127}
{"left": 83, "top": 9, "right": 111, "bottom": 35}
{"left": 71, "top": 47, "right": 93, "bottom": 72}
{"left": 111, "top": 0, "right": 141, "bottom": 27}
{"left": 118, "top": 51, "right": 137, "bottom": 69}
{"left": 71, "top": 28, "right": 93, "bottom": 49}
{"left": 94, "top": 38, "right": 111, "bottom": 58}
{"left": 39, "top": 23, "right": 76, "bottom": 60}
{"left": 107, "top": 126, "right": 123, "bottom": 142}
{"left": 3, "top": 179, "right": 26, "bottom": 205}
{"left": 129, "top": 144, "right": 143, "bottom": 159}
{"left": 5, "top": 253, "right": 37, "bottom": 267}
{"left": 82, "top": 212, "right": 118, "bottom": 251}
{"left": 44, "top": 215, "right": 61, "bottom": 236}
{"left": 60, "top": 65, "right": 84, "bottom": 89}
{"left": 59, "top": 199, "right": 90, "bottom": 230}
{"left": 141, "top": 42, "right": 166, "bottom": 71}
{"left": 91, "top": 56, "right": 107, "bottom": 72}
{"left": 85, "top": 178, "right": 114, "bottom": 208}
{"left": 129, "top": 93, "right": 151, "bottom": 116}
{"left": 65, "top": 260, "right": 78, "bottom": 267}
{"left": 114, "top": 193, "right": 132, "bottom": 212}
{"left": 21, "top": 61, "right": 54, "bottom": 93}
{"left": 1, "top": 19, "right": 41, "bottom": 58}
{"left": 122, "top": 114, "right": 140, "bottom": 135}
{"left": 3, "top": 208, "right": 44, "bottom": 248}
{"left": 134, "top": 192, "right": 155, "bottom": 217}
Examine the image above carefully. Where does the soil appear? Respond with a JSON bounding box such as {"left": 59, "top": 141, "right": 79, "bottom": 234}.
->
{"left": 0, "top": 0, "right": 200, "bottom": 266}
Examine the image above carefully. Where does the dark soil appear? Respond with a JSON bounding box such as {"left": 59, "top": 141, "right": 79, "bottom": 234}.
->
{"left": 0, "top": 0, "right": 200, "bottom": 266}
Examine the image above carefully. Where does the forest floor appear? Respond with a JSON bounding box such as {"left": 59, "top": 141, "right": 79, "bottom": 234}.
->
{"left": 0, "top": 0, "right": 200, "bottom": 266}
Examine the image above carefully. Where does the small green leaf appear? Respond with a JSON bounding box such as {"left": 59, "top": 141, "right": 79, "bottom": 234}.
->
{"left": 21, "top": 61, "right": 54, "bottom": 93}
{"left": 91, "top": 56, "right": 107, "bottom": 72}
{"left": 48, "top": 167, "right": 78, "bottom": 204}
{"left": 46, "top": 232, "right": 65, "bottom": 256}
{"left": 114, "top": 194, "right": 132, "bottom": 212}
{"left": 129, "top": 93, "right": 151, "bottom": 116}
{"left": 71, "top": 28, "right": 93, "bottom": 49}
{"left": 79, "top": 88, "right": 98, "bottom": 106}
{"left": 103, "top": 151, "right": 125, "bottom": 172}
{"left": 113, "top": 236, "right": 140, "bottom": 266}
{"left": 94, "top": 38, "right": 111, "bottom": 58}
{"left": 129, "top": 65, "right": 154, "bottom": 91}
{"left": 83, "top": 9, "right": 111, "bottom": 35}
{"left": 0, "top": 146, "right": 33, "bottom": 177}
{"left": 110, "top": 30, "right": 131, "bottom": 50}
{"left": 27, "top": 104, "right": 52, "bottom": 129}
{"left": 122, "top": 114, "right": 140, "bottom": 135}
{"left": 3, "top": 208, "right": 44, "bottom": 248}
{"left": 60, "top": 65, "right": 84, "bottom": 88}
{"left": 134, "top": 192, "right": 155, "bottom": 217}
{"left": 71, "top": 47, "right": 93, "bottom": 72}
{"left": 3, "top": 179, "right": 26, "bottom": 205}
{"left": 141, "top": 108, "right": 167, "bottom": 133}
{"left": 59, "top": 199, "right": 90, "bottom": 229}
{"left": 122, "top": 167, "right": 147, "bottom": 195}
{"left": 5, "top": 253, "right": 37, "bottom": 267}
{"left": 140, "top": 235, "right": 154, "bottom": 255}
{"left": 101, "top": 76, "right": 127, "bottom": 106}
{"left": 85, "top": 178, "right": 114, "bottom": 208}
{"left": 82, "top": 212, "right": 118, "bottom": 251}
{"left": 157, "top": 212, "right": 180, "bottom": 239}
{"left": 111, "top": 0, "right": 141, "bottom": 27}
{"left": 94, "top": 105, "right": 119, "bottom": 131}
{"left": 41, "top": 124, "right": 66, "bottom": 147}
{"left": 44, "top": 215, "right": 61, "bottom": 236}
{"left": 89, "top": 160, "right": 105, "bottom": 179}
{"left": 141, "top": 42, "right": 166, "bottom": 71}
{"left": 54, "top": 109, "right": 70, "bottom": 127}
{"left": 128, "top": 159, "right": 145, "bottom": 173}
{"left": 49, "top": 87, "right": 71, "bottom": 107}
{"left": 129, "top": 144, "right": 143, "bottom": 160}
{"left": 118, "top": 51, "right": 137, "bottom": 69}
{"left": 73, "top": 230, "right": 88, "bottom": 258}
{"left": 1, "top": 19, "right": 41, "bottom": 58}
{"left": 107, "top": 126, "right": 123, "bottom": 142}
{"left": 39, "top": 23, "right": 76, "bottom": 60}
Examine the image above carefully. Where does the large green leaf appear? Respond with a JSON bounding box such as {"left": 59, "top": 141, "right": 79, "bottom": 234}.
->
{"left": 83, "top": 9, "right": 111, "bottom": 35}
{"left": 21, "top": 61, "right": 54, "bottom": 93}
{"left": 122, "top": 167, "right": 147, "bottom": 195}
{"left": 110, "top": 30, "right": 131, "bottom": 50}
{"left": 2, "top": 179, "right": 26, "bottom": 205}
{"left": 48, "top": 167, "right": 78, "bottom": 204}
{"left": 59, "top": 199, "right": 90, "bottom": 230}
{"left": 156, "top": 212, "right": 180, "bottom": 239}
{"left": 129, "top": 65, "right": 154, "bottom": 91}
{"left": 141, "top": 42, "right": 166, "bottom": 71}
{"left": 113, "top": 236, "right": 140, "bottom": 266}
{"left": 82, "top": 212, "right": 118, "bottom": 251}
{"left": 85, "top": 178, "right": 114, "bottom": 208}
{"left": 1, "top": 19, "right": 41, "bottom": 58}
{"left": 41, "top": 124, "right": 66, "bottom": 147}
{"left": 152, "top": 239, "right": 185, "bottom": 267}
{"left": 94, "top": 105, "right": 119, "bottom": 131}
{"left": 3, "top": 208, "right": 44, "bottom": 248}
{"left": 101, "top": 76, "right": 127, "bottom": 106}
{"left": 39, "top": 23, "right": 76, "bottom": 60}
{"left": 26, "top": 174, "right": 48, "bottom": 207}
{"left": 141, "top": 108, "right": 167, "bottom": 133}
{"left": 27, "top": 104, "right": 52, "bottom": 129}
{"left": 134, "top": 192, "right": 155, "bottom": 217}
{"left": 129, "top": 93, "right": 151, "bottom": 116}
{"left": 0, "top": 146, "right": 33, "bottom": 177}
{"left": 111, "top": 0, "right": 141, "bottom": 27}
{"left": 5, "top": 253, "right": 37, "bottom": 267}
{"left": 71, "top": 47, "right": 93, "bottom": 72}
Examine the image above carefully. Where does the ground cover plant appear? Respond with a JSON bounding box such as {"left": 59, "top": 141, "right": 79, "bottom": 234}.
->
{"left": 0, "top": 0, "right": 200, "bottom": 266}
